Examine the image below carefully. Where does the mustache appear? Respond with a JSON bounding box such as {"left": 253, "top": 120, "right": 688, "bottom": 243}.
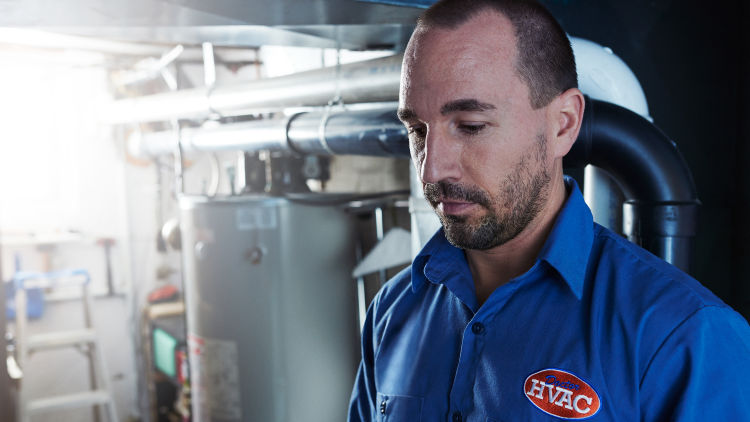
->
{"left": 423, "top": 181, "right": 491, "bottom": 207}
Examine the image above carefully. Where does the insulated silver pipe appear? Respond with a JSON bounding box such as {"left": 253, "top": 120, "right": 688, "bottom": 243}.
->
{"left": 130, "top": 106, "right": 408, "bottom": 157}
{"left": 105, "top": 54, "right": 403, "bottom": 124}
{"left": 130, "top": 119, "right": 290, "bottom": 155}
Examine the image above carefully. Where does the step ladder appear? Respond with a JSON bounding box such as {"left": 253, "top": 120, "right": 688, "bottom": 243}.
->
{"left": 12, "top": 269, "right": 119, "bottom": 422}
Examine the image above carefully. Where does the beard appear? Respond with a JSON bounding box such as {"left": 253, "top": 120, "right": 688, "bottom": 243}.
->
{"left": 423, "top": 134, "right": 551, "bottom": 250}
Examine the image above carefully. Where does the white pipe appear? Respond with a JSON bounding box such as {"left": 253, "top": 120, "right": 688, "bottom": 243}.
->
{"left": 104, "top": 54, "right": 403, "bottom": 124}
{"left": 570, "top": 37, "right": 650, "bottom": 119}
{"left": 202, "top": 42, "right": 216, "bottom": 88}
{"left": 129, "top": 119, "right": 289, "bottom": 156}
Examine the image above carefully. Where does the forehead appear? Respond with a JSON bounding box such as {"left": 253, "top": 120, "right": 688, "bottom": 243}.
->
{"left": 400, "top": 11, "right": 523, "bottom": 111}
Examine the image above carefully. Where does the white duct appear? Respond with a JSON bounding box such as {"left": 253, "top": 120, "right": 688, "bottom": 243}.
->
{"left": 571, "top": 38, "right": 649, "bottom": 118}
{"left": 104, "top": 54, "right": 403, "bottom": 124}
{"left": 128, "top": 119, "right": 289, "bottom": 157}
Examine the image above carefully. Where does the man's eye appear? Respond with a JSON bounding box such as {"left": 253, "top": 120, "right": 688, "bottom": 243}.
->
{"left": 459, "top": 123, "right": 485, "bottom": 136}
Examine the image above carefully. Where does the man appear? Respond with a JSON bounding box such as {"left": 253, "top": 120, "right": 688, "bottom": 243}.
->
{"left": 348, "top": 0, "right": 750, "bottom": 420}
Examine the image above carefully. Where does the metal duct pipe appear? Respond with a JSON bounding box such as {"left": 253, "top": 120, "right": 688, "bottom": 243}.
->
{"left": 287, "top": 107, "right": 408, "bottom": 156}
{"left": 130, "top": 106, "right": 409, "bottom": 157}
{"left": 566, "top": 97, "right": 700, "bottom": 272}
{"left": 130, "top": 119, "right": 290, "bottom": 155}
{"left": 105, "top": 54, "right": 403, "bottom": 124}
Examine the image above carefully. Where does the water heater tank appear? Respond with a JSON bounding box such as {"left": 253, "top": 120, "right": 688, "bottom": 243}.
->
{"left": 179, "top": 195, "right": 360, "bottom": 422}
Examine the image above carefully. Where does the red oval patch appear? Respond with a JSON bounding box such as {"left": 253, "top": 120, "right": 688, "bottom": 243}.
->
{"left": 524, "top": 369, "right": 601, "bottom": 419}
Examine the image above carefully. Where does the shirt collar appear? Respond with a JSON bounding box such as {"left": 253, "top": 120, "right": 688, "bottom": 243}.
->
{"left": 536, "top": 177, "right": 593, "bottom": 300}
{"left": 411, "top": 228, "right": 464, "bottom": 291}
{"left": 411, "top": 176, "right": 593, "bottom": 300}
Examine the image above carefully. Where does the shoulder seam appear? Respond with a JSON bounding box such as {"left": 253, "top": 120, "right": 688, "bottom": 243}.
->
{"left": 638, "top": 304, "right": 726, "bottom": 388}
{"left": 594, "top": 225, "right": 716, "bottom": 307}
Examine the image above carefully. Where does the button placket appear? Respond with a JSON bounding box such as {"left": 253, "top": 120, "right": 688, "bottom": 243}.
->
{"left": 447, "top": 317, "right": 488, "bottom": 421}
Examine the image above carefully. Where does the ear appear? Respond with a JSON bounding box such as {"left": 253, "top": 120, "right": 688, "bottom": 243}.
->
{"left": 547, "top": 88, "right": 585, "bottom": 158}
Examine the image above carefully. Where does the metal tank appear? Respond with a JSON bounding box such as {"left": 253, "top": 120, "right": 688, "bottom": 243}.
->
{"left": 179, "top": 195, "right": 360, "bottom": 422}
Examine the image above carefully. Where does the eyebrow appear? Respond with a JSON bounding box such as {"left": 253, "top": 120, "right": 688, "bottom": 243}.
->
{"left": 440, "top": 98, "right": 496, "bottom": 115}
{"left": 397, "top": 98, "right": 497, "bottom": 122}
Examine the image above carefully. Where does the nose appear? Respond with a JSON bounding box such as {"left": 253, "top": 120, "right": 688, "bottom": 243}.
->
{"left": 420, "top": 127, "right": 461, "bottom": 184}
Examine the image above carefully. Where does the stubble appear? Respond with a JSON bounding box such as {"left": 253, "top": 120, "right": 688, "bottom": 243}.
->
{"left": 424, "top": 133, "right": 551, "bottom": 250}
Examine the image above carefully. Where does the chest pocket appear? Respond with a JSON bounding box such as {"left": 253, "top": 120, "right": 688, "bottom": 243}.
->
{"left": 376, "top": 392, "right": 423, "bottom": 422}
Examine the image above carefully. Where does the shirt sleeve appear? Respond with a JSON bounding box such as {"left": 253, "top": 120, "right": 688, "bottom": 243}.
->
{"left": 348, "top": 300, "right": 378, "bottom": 422}
{"left": 638, "top": 305, "right": 750, "bottom": 421}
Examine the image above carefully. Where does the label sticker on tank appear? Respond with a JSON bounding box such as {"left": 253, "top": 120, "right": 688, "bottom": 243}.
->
{"left": 189, "top": 333, "right": 242, "bottom": 421}
{"left": 236, "top": 206, "right": 277, "bottom": 230}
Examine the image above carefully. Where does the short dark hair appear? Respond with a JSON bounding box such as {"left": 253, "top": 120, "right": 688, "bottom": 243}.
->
{"left": 417, "top": 0, "right": 577, "bottom": 109}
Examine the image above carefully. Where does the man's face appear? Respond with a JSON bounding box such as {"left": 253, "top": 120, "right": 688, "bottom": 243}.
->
{"left": 399, "top": 11, "right": 554, "bottom": 250}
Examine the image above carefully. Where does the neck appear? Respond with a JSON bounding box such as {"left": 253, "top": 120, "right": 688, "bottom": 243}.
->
{"left": 466, "top": 175, "right": 568, "bottom": 306}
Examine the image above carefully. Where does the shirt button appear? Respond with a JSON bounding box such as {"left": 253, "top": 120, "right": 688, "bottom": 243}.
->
{"left": 471, "top": 322, "right": 485, "bottom": 335}
{"left": 380, "top": 399, "right": 387, "bottom": 414}
{"left": 452, "top": 411, "right": 462, "bottom": 422}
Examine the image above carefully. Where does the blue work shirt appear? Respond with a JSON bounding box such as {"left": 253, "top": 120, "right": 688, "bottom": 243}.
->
{"left": 349, "top": 179, "right": 750, "bottom": 421}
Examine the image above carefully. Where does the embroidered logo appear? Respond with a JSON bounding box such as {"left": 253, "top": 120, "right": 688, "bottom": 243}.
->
{"left": 524, "top": 368, "right": 601, "bottom": 419}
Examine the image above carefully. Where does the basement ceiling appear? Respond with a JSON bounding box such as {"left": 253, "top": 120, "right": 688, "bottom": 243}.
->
{"left": 0, "top": 0, "right": 426, "bottom": 50}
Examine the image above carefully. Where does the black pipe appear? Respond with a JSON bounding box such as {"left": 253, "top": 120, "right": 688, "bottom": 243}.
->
{"left": 565, "top": 97, "right": 700, "bottom": 273}
{"left": 566, "top": 97, "right": 698, "bottom": 201}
